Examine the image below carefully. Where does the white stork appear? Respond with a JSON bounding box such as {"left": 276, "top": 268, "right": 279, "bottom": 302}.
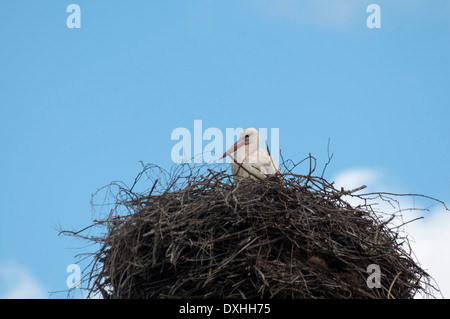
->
{"left": 220, "top": 128, "right": 280, "bottom": 179}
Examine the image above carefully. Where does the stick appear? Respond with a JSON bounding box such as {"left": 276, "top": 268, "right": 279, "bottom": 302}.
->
{"left": 265, "top": 140, "right": 280, "bottom": 174}
{"left": 388, "top": 272, "right": 402, "bottom": 299}
{"left": 359, "top": 192, "right": 449, "bottom": 211}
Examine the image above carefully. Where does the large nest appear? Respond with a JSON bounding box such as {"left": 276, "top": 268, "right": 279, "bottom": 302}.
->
{"left": 69, "top": 160, "right": 441, "bottom": 299}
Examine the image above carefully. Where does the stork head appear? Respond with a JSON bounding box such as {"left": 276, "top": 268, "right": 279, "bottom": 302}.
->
{"left": 220, "top": 127, "right": 260, "bottom": 159}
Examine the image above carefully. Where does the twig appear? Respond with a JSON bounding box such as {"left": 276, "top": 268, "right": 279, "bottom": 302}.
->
{"left": 321, "top": 138, "right": 334, "bottom": 179}
{"left": 360, "top": 192, "right": 449, "bottom": 211}
{"left": 388, "top": 272, "right": 402, "bottom": 299}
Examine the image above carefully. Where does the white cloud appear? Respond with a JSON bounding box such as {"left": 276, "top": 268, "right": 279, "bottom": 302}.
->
{"left": 0, "top": 262, "right": 47, "bottom": 299}
{"left": 405, "top": 209, "right": 450, "bottom": 298}
{"left": 332, "top": 168, "right": 450, "bottom": 298}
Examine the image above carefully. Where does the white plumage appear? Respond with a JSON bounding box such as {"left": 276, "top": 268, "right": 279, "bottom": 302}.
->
{"left": 220, "top": 128, "right": 280, "bottom": 179}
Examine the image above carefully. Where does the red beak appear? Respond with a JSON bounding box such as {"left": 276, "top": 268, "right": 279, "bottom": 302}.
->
{"left": 220, "top": 138, "right": 245, "bottom": 159}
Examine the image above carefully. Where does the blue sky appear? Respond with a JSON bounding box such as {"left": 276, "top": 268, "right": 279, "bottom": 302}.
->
{"left": 1, "top": 0, "right": 449, "bottom": 298}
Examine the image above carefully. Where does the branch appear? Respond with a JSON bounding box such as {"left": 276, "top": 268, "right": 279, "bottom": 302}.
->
{"left": 359, "top": 192, "right": 449, "bottom": 211}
